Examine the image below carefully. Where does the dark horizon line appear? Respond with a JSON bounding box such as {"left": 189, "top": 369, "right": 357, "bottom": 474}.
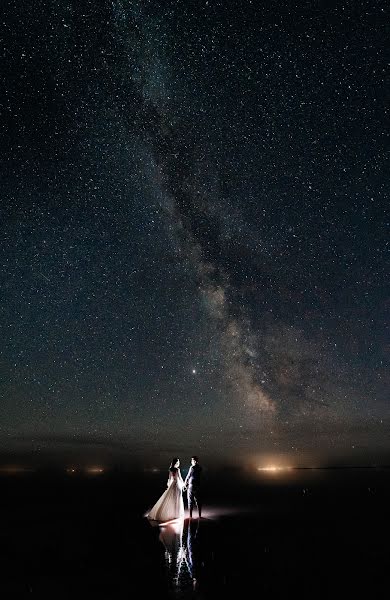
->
{"left": 1, "top": 463, "right": 390, "bottom": 472}
{"left": 290, "top": 465, "right": 390, "bottom": 470}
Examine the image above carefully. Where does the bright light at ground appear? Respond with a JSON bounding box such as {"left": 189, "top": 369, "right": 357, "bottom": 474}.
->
{"left": 257, "top": 466, "right": 292, "bottom": 472}
{"left": 66, "top": 466, "right": 105, "bottom": 474}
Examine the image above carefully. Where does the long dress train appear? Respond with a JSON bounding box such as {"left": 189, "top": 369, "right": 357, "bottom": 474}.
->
{"left": 145, "top": 467, "right": 185, "bottom": 522}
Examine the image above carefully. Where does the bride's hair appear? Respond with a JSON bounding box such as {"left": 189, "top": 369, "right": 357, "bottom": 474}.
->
{"left": 169, "top": 457, "right": 179, "bottom": 471}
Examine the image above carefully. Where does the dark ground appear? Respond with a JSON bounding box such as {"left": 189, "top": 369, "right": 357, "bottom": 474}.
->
{"left": 1, "top": 466, "right": 389, "bottom": 599}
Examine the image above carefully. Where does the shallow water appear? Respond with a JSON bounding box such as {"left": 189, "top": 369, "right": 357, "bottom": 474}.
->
{"left": 1, "top": 468, "right": 389, "bottom": 598}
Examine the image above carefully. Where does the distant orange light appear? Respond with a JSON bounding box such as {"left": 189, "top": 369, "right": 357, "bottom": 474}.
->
{"left": 257, "top": 465, "right": 292, "bottom": 472}
{"left": 0, "top": 466, "right": 32, "bottom": 474}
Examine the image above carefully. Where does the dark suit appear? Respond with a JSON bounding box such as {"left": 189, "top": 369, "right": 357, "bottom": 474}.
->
{"left": 184, "top": 463, "right": 202, "bottom": 516}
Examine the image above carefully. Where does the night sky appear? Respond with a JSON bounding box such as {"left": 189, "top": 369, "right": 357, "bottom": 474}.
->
{"left": 1, "top": 0, "right": 388, "bottom": 468}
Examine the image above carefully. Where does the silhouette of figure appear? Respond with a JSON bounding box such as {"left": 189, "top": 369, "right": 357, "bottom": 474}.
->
{"left": 145, "top": 458, "right": 184, "bottom": 522}
{"left": 183, "top": 455, "right": 202, "bottom": 519}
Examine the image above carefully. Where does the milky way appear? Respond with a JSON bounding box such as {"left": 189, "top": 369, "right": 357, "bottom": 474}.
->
{"left": 1, "top": 0, "right": 388, "bottom": 465}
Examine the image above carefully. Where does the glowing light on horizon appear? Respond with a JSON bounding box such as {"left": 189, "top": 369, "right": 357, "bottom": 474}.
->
{"left": 0, "top": 466, "right": 34, "bottom": 474}
{"left": 67, "top": 466, "right": 105, "bottom": 474}
{"left": 257, "top": 465, "right": 292, "bottom": 473}
{"left": 86, "top": 467, "right": 104, "bottom": 474}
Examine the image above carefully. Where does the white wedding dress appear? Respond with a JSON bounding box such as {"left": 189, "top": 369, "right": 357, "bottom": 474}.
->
{"left": 146, "top": 467, "right": 185, "bottom": 522}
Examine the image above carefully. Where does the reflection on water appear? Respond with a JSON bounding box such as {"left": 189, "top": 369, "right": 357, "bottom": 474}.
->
{"left": 143, "top": 469, "right": 390, "bottom": 598}
{"left": 158, "top": 519, "right": 203, "bottom": 594}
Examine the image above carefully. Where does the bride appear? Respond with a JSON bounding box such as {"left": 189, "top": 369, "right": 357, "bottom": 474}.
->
{"left": 145, "top": 458, "right": 185, "bottom": 522}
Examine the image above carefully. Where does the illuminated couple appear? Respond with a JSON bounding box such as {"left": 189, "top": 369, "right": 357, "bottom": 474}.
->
{"left": 145, "top": 456, "right": 202, "bottom": 522}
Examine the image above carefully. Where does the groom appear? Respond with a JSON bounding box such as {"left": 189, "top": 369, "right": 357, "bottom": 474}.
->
{"left": 183, "top": 456, "right": 202, "bottom": 519}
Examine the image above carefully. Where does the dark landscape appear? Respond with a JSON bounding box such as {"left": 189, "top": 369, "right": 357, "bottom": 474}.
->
{"left": 1, "top": 466, "right": 389, "bottom": 599}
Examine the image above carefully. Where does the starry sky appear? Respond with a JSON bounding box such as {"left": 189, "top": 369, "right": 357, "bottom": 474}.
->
{"left": 1, "top": 0, "right": 388, "bottom": 468}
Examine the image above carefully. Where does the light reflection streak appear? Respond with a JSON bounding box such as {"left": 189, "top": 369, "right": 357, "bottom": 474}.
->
{"left": 158, "top": 518, "right": 201, "bottom": 590}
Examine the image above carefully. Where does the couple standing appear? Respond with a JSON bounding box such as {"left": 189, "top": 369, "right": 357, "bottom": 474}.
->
{"left": 146, "top": 456, "right": 202, "bottom": 522}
